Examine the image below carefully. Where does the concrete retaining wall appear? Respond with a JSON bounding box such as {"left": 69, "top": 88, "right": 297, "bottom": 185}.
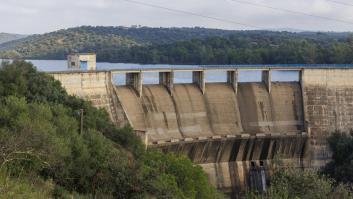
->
{"left": 302, "top": 69, "right": 353, "bottom": 167}
{"left": 51, "top": 72, "right": 129, "bottom": 127}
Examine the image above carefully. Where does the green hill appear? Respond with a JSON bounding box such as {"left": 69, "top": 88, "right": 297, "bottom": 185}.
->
{"left": 88, "top": 30, "right": 353, "bottom": 64}
{"left": 111, "top": 33, "right": 353, "bottom": 64}
{"left": 1, "top": 26, "right": 352, "bottom": 64}
{"left": 0, "top": 26, "right": 239, "bottom": 60}
{"left": 0, "top": 27, "right": 141, "bottom": 59}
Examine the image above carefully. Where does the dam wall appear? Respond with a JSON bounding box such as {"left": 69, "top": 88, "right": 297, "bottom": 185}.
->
{"left": 51, "top": 72, "right": 129, "bottom": 127}
{"left": 49, "top": 67, "right": 353, "bottom": 194}
{"left": 302, "top": 69, "right": 353, "bottom": 167}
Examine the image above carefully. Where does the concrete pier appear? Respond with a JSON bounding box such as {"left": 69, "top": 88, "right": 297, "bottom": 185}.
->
{"left": 227, "top": 70, "right": 238, "bottom": 94}
{"left": 126, "top": 72, "right": 143, "bottom": 97}
{"left": 192, "top": 71, "right": 206, "bottom": 94}
{"left": 159, "top": 71, "right": 174, "bottom": 95}
{"left": 262, "top": 70, "right": 271, "bottom": 93}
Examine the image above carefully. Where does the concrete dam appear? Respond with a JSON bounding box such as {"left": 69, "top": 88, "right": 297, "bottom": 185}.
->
{"left": 49, "top": 66, "right": 352, "bottom": 194}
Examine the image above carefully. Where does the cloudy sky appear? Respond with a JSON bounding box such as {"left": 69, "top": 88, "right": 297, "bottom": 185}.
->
{"left": 1, "top": 0, "right": 353, "bottom": 34}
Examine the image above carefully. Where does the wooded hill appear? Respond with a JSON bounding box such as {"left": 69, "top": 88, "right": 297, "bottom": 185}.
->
{"left": 0, "top": 26, "right": 352, "bottom": 64}
{"left": 0, "top": 26, "right": 240, "bottom": 60}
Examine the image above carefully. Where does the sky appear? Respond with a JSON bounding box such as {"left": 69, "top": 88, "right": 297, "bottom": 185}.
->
{"left": 1, "top": 0, "right": 353, "bottom": 34}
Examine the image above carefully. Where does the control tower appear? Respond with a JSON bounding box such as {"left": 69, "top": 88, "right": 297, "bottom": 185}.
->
{"left": 67, "top": 53, "right": 96, "bottom": 70}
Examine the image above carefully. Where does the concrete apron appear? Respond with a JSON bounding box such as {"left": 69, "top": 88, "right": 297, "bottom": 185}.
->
{"left": 151, "top": 134, "right": 307, "bottom": 195}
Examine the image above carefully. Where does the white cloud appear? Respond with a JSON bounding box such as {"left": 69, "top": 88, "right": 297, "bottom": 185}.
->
{"left": 0, "top": 3, "right": 38, "bottom": 15}
{"left": 71, "top": 0, "right": 113, "bottom": 9}
{"left": 312, "top": 0, "right": 332, "bottom": 14}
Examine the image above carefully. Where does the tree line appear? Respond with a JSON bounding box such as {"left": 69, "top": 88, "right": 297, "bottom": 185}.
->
{"left": 1, "top": 26, "right": 353, "bottom": 65}
{"left": 101, "top": 35, "right": 353, "bottom": 64}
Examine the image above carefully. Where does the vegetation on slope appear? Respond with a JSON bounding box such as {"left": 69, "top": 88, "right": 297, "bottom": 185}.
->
{"left": 324, "top": 131, "right": 353, "bottom": 184}
{"left": 246, "top": 131, "right": 353, "bottom": 199}
{"left": 75, "top": 26, "right": 242, "bottom": 44}
{"left": 246, "top": 167, "right": 352, "bottom": 199}
{"left": 1, "top": 26, "right": 353, "bottom": 65}
{"left": 0, "top": 61, "right": 222, "bottom": 198}
{"left": 0, "top": 26, "right": 239, "bottom": 60}
{"left": 110, "top": 34, "right": 353, "bottom": 64}
{"left": 0, "top": 28, "right": 140, "bottom": 60}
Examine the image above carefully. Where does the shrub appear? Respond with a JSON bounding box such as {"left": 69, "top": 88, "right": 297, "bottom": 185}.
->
{"left": 0, "top": 61, "right": 222, "bottom": 198}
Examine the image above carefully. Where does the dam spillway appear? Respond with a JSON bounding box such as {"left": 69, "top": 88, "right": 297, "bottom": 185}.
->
{"left": 116, "top": 82, "right": 304, "bottom": 142}
{"left": 116, "top": 81, "right": 306, "bottom": 193}
{"left": 49, "top": 66, "right": 353, "bottom": 194}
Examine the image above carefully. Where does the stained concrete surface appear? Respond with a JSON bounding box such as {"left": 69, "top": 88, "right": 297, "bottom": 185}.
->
{"left": 116, "top": 82, "right": 304, "bottom": 143}
{"left": 303, "top": 69, "right": 353, "bottom": 167}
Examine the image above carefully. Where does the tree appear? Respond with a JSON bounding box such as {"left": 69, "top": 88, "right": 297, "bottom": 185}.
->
{"left": 323, "top": 131, "right": 353, "bottom": 184}
{"left": 142, "top": 151, "right": 224, "bottom": 199}
{"left": 246, "top": 167, "right": 352, "bottom": 199}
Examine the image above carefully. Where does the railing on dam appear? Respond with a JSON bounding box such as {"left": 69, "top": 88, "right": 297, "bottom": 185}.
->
{"left": 47, "top": 63, "right": 353, "bottom": 75}
{"left": 108, "top": 67, "right": 299, "bottom": 96}
{"left": 47, "top": 65, "right": 307, "bottom": 97}
{"left": 201, "top": 64, "right": 353, "bottom": 69}
{"left": 46, "top": 63, "right": 353, "bottom": 73}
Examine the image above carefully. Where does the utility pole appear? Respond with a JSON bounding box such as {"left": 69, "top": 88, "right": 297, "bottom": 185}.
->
{"left": 80, "top": 109, "right": 84, "bottom": 135}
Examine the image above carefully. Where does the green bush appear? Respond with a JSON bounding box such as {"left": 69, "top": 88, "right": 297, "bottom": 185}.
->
{"left": 0, "top": 61, "right": 221, "bottom": 198}
{"left": 142, "top": 151, "right": 224, "bottom": 199}
{"left": 246, "top": 168, "right": 352, "bottom": 199}
{"left": 0, "top": 171, "right": 54, "bottom": 199}
{"left": 324, "top": 131, "right": 353, "bottom": 184}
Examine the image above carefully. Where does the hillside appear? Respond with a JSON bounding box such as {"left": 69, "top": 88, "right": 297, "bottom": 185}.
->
{"left": 0, "top": 33, "right": 26, "bottom": 45}
{"left": 0, "top": 26, "right": 352, "bottom": 64}
{"left": 0, "top": 26, "right": 240, "bottom": 60}
{"left": 110, "top": 33, "right": 353, "bottom": 64}
{"left": 75, "top": 26, "right": 242, "bottom": 44}
{"left": 0, "top": 27, "right": 141, "bottom": 59}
